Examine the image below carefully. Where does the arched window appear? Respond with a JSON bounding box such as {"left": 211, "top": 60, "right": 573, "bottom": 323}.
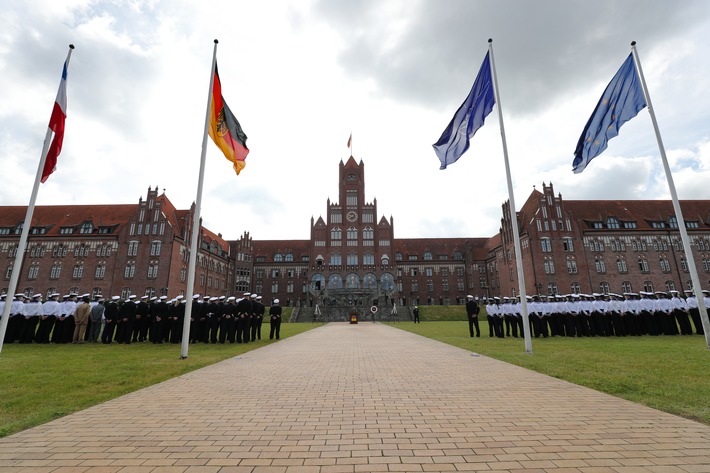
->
{"left": 328, "top": 273, "right": 343, "bottom": 289}
{"left": 345, "top": 273, "right": 360, "bottom": 289}
{"left": 423, "top": 251, "right": 433, "bottom": 261}
{"left": 330, "top": 227, "right": 341, "bottom": 240}
{"left": 311, "top": 273, "right": 326, "bottom": 290}
{"left": 273, "top": 253, "right": 283, "bottom": 262}
{"left": 380, "top": 273, "right": 395, "bottom": 291}
{"left": 362, "top": 273, "right": 377, "bottom": 289}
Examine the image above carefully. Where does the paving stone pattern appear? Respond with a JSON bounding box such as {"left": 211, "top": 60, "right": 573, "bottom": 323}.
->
{"left": 1, "top": 322, "right": 709, "bottom": 472}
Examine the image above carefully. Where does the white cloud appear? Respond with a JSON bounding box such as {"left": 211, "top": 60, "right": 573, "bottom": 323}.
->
{"left": 1, "top": 0, "right": 710, "bottom": 243}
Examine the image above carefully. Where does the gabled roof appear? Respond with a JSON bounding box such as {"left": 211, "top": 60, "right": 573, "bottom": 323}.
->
{"left": 156, "top": 192, "right": 183, "bottom": 231}
{"left": 0, "top": 204, "right": 136, "bottom": 236}
{"left": 564, "top": 199, "right": 710, "bottom": 230}
{"left": 201, "top": 227, "right": 230, "bottom": 253}
{"left": 394, "top": 237, "right": 470, "bottom": 259}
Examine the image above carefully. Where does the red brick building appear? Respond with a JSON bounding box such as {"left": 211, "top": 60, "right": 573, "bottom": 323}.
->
{"left": 3, "top": 160, "right": 710, "bottom": 305}
{"left": 1, "top": 187, "right": 234, "bottom": 300}
{"left": 495, "top": 182, "right": 710, "bottom": 297}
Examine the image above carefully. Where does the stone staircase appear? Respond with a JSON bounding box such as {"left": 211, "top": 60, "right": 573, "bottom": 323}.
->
{"left": 292, "top": 304, "right": 412, "bottom": 323}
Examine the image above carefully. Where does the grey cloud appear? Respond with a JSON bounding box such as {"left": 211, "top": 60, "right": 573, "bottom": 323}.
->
{"left": 313, "top": 0, "right": 708, "bottom": 114}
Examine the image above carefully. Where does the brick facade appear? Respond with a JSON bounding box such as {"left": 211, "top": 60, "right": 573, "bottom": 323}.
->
{"left": 3, "top": 163, "right": 710, "bottom": 304}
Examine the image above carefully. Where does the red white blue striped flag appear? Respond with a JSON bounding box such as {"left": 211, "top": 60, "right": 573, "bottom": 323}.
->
{"left": 41, "top": 55, "right": 70, "bottom": 183}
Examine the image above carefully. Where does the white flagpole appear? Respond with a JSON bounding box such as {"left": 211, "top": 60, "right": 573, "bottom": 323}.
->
{"left": 0, "top": 45, "right": 74, "bottom": 355}
{"left": 180, "top": 39, "right": 218, "bottom": 359}
{"left": 488, "top": 38, "right": 533, "bottom": 354}
{"left": 631, "top": 41, "right": 710, "bottom": 348}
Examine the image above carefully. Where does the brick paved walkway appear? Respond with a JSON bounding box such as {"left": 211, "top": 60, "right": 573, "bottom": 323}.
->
{"left": 1, "top": 323, "right": 709, "bottom": 472}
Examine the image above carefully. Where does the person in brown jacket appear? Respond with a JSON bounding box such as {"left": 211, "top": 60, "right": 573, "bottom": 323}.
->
{"left": 72, "top": 297, "right": 91, "bottom": 343}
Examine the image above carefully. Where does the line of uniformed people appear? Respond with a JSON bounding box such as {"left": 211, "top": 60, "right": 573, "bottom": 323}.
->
{"left": 1, "top": 291, "right": 284, "bottom": 345}
{"left": 485, "top": 289, "right": 707, "bottom": 338}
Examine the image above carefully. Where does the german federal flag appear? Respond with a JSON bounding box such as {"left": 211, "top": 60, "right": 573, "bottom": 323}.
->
{"left": 208, "top": 63, "right": 249, "bottom": 175}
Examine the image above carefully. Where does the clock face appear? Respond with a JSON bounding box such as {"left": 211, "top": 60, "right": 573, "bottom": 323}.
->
{"left": 346, "top": 211, "right": 358, "bottom": 222}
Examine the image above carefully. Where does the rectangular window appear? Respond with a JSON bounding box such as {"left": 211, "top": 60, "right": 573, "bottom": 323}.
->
{"left": 541, "top": 239, "right": 552, "bottom": 252}
{"left": 346, "top": 190, "right": 357, "bottom": 206}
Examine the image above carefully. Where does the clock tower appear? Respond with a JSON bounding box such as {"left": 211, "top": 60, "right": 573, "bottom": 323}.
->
{"left": 308, "top": 155, "right": 395, "bottom": 303}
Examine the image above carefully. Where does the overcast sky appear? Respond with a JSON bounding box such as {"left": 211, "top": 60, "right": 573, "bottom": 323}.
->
{"left": 2, "top": 0, "right": 709, "bottom": 242}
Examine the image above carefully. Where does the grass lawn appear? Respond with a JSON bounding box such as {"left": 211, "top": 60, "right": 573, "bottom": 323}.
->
{"left": 391, "top": 317, "right": 710, "bottom": 425}
{"left": 2, "top": 305, "right": 709, "bottom": 438}
{"left": 0, "top": 321, "right": 315, "bottom": 438}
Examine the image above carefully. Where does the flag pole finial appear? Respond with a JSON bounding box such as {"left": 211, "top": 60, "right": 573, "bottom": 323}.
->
{"left": 69, "top": 44, "right": 75, "bottom": 49}
{"left": 631, "top": 41, "right": 636, "bottom": 46}
{"left": 214, "top": 39, "right": 219, "bottom": 44}
{"left": 488, "top": 38, "right": 493, "bottom": 43}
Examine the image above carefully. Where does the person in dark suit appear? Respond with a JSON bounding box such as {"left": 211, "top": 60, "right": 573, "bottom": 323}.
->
{"left": 102, "top": 296, "right": 120, "bottom": 343}
{"left": 465, "top": 295, "right": 480, "bottom": 337}
{"left": 133, "top": 295, "right": 150, "bottom": 342}
{"left": 220, "top": 297, "right": 237, "bottom": 343}
{"left": 236, "top": 293, "right": 253, "bottom": 343}
{"left": 412, "top": 306, "right": 420, "bottom": 323}
{"left": 253, "top": 295, "right": 265, "bottom": 340}
{"left": 150, "top": 295, "right": 169, "bottom": 343}
{"left": 117, "top": 295, "right": 137, "bottom": 344}
{"left": 269, "top": 298, "right": 282, "bottom": 340}
{"left": 169, "top": 296, "right": 185, "bottom": 343}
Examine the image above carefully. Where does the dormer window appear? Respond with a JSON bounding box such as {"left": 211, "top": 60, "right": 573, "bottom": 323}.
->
{"left": 79, "top": 221, "right": 94, "bottom": 234}
{"left": 606, "top": 217, "right": 620, "bottom": 229}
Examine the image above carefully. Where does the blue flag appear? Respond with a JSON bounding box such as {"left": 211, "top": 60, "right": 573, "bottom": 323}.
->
{"left": 572, "top": 53, "right": 647, "bottom": 173}
{"left": 433, "top": 52, "right": 495, "bottom": 170}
